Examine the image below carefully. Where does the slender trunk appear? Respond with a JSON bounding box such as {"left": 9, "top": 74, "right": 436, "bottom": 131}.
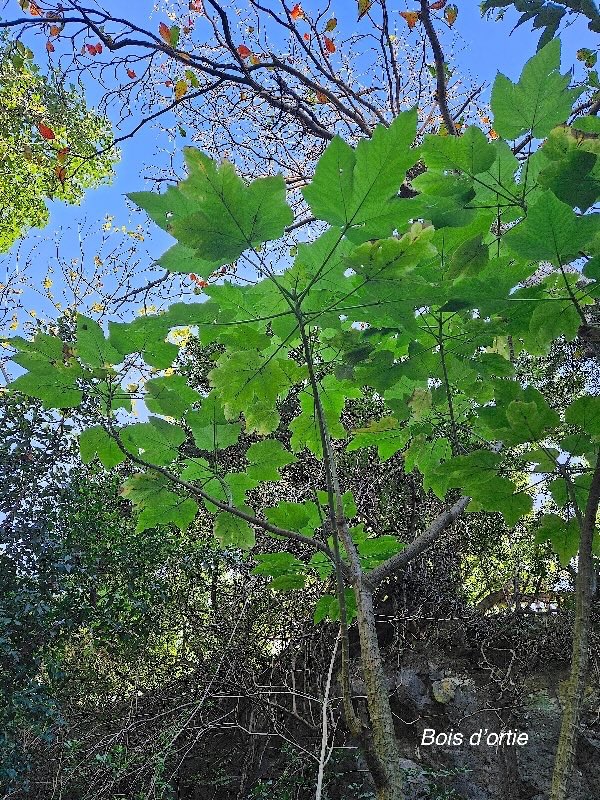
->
{"left": 550, "top": 450, "right": 600, "bottom": 800}
{"left": 297, "top": 314, "right": 404, "bottom": 799}
{"left": 351, "top": 570, "right": 405, "bottom": 800}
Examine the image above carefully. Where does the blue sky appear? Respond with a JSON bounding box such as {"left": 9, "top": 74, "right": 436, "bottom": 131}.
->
{"left": 1, "top": 1, "right": 597, "bottom": 345}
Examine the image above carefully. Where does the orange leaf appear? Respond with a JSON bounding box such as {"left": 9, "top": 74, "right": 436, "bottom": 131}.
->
{"left": 49, "top": 25, "right": 60, "bottom": 36}
{"left": 323, "top": 36, "right": 336, "bottom": 54}
{"left": 429, "top": 0, "right": 446, "bottom": 9}
{"left": 126, "top": 68, "right": 136, "bottom": 79}
{"left": 46, "top": 40, "right": 55, "bottom": 52}
{"left": 237, "top": 44, "right": 252, "bottom": 58}
{"left": 54, "top": 166, "right": 67, "bottom": 184}
{"left": 316, "top": 91, "right": 328, "bottom": 103}
{"left": 189, "top": 273, "right": 198, "bottom": 281}
{"left": 159, "top": 22, "right": 172, "bottom": 43}
{"left": 37, "top": 122, "right": 55, "bottom": 140}
{"left": 290, "top": 3, "right": 304, "bottom": 20}
{"left": 29, "top": 1, "right": 41, "bottom": 16}
{"left": 250, "top": 53, "right": 261, "bottom": 65}
{"left": 400, "top": 11, "right": 420, "bottom": 29}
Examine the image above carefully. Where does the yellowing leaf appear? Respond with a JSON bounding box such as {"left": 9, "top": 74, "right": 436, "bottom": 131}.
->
{"left": 444, "top": 4, "right": 458, "bottom": 25}
{"left": 358, "top": 0, "right": 373, "bottom": 20}
{"left": 174, "top": 79, "right": 188, "bottom": 100}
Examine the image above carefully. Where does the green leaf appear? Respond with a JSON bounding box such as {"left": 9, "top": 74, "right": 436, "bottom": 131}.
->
{"left": 505, "top": 399, "right": 560, "bottom": 442}
{"left": 490, "top": 39, "right": 582, "bottom": 140}
{"left": 186, "top": 393, "right": 242, "bottom": 450}
{"left": 9, "top": 365, "right": 82, "bottom": 409}
{"left": 210, "top": 349, "right": 306, "bottom": 435}
{"left": 345, "top": 226, "right": 437, "bottom": 283}
{"left": 173, "top": 149, "right": 293, "bottom": 266}
{"left": 121, "top": 417, "right": 186, "bottom": 465}
{"left": 358, "top": 535, "right": 405, "bottom": 570}
{"left": 252, "top": 552, "right": 306, "bottom": 578}
{"left": 302, "top": 110, "right": 419, "bottom": 240}
{"left": 264, "top": 501, "right": 320, "bottom": 535}
{"left": 144, "top": 375, "right": 201, "bottom": 418}
{"left": 158, "top": 242, "right": 218, "bottom": 277}
{"left": 314, "top": 594, "right": 336, "bottom": 624}
{"left": 347, "top": 417, "right": 411, "bottom": 461}
{"left": 422, "top": 125, "right": 496, "bottom": 176}
{"left": 269, "top": 574, "right": 306, "bottom": 590}
{"left": 535, "top": 513, "right": 580, "bottom": 566}
{"left": 127, "top": 186, "right": 195, "bottom": 233}
{"left": 313, "top": 589, "right": 357, "bottom": 623}
{"left": 290, "top": 375, "right": 361, "bottom": 455}
{"left": 213, "top": 510, "right": 255, "bottom": 548}
{"left": 505, "top": 191, "right": 599, "bottom": 265}
{"left": 432, "top": 449, "right": 532, "bottom": 526}
{"left": 246, "top": 439, "right": 296, "bottom": 481}
{"left": 121, "top": 471, "right": 198, "bottom": 532}
{"left": 565, "top": 396, "right": 600, "bottom": 439}
{"left": 79, "top": 426, "right": 126, "bottom": 469}
{"left": 446, "top": 234, "right": 489, "bottom": 278}
{"left": 76, "top": 315, "right": 122, "bottom": 368}
{"left": 474, "top": 382, "right": 560, "bottom": 446}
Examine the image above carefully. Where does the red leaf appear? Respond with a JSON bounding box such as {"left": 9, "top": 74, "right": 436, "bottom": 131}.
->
{"left": 429, "top": 0, "right": 447, "bottom": 9}
{"left": 49, "top": 25, "right": 60, "bottom": 36}
{"left": 46, "top": 41, "right": 55, "bottom": 52}
{"left": 126, "top": 68, "right": 136, "bottom": 79}
{"left": 159, "top": 22, "right": 172, "bottom": 43}
{"left": 54, "top": 165, "right": 67, "bottom": 185}
{"left": 95, "top": 43, "right": 103, "bottom": 53}
{"left": 86, "top": 44, "right": 96, "bottom": 55}
{"left": 237, "top": 44, "right": 252, "bottom": 58}
{"left": 164, "top": 80, "right": 173, "bottom": 87}
{"left": 189, "top": 273, "right": 198, "bottom": 281}
{"left": 37, "top": 122, "right": 55, "bottom": 140}
{"left": 303, "top": 32, "right": 310, "bottom": 41}
{"left": 290, "top": 3, "right": 304, "bottom": 20}
{"left": 189, "top": 0, "right": 204, "bottom": 11}
{"left": 29, "top": 1, "right": 42, "bottom": 15}
{"left": 323, "top": 36, "right": 336, "bottom": 54}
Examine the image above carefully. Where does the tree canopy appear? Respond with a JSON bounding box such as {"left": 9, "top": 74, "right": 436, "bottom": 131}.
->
{"left": 0, "top": 32, "right": 118, "bottom": 252}
{"left": 1, "top": 3, "right": 600, "bottom": 800}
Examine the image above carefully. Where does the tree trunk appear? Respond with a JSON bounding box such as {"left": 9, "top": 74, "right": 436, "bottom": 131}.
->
{"left": 352, "top": 576, "right": 405, "bottom": 800}
{"left": 550, "top": 451, "right": 600, "bottom": 800}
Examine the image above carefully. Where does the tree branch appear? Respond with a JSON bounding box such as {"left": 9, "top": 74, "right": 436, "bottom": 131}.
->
{"left": 419, "top": 0, "right": 457, "bottom": 135}
{"left": 368, "top": 495, "right": 470, "bottom": 589}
